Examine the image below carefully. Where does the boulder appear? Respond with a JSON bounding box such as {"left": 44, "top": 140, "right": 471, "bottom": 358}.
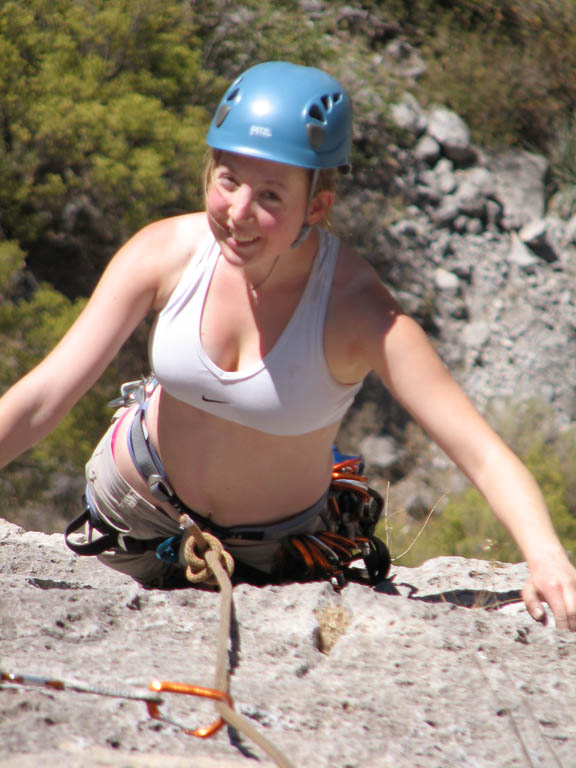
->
{"left": 391, "top": 92, "right": 428, "bottom": 135}
{"left": 426, "top": 107, "right": 476, "bottom": 164}
{"left": 485, "top": 150, "right": 549, "bottom": 230}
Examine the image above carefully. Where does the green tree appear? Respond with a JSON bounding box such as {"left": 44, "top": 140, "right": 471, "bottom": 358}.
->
{"left": 0, "top": 0, "right": 224, "bottom": 527}
{"left": 0, "top": 0, "right": 225, "bottom": 293}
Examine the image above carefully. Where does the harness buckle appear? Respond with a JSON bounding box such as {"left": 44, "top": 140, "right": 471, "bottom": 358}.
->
{"left": 148, "top": 473, "right": 175, "bottom": 503}
{"left": 108, "top": 375, "right": 157, "bottom": 409}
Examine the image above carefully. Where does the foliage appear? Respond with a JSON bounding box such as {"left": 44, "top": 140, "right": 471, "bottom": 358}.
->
{"left": 0, "top": 0, "right": 335, "bottom": 529}
{"left": 0, "top": 0, "right": 219, "bottom": 525}
{"left": 195, "top": 0, "right": 333, "bottom": 77}
{"left": 0, "top": 247, "right": 126, "bottom": 521}
{"left": 0, "top": 240, "right": 25, "bottom": 296}
{"left": 0, "top": 0, "right": 224, "bottom": 293}
{"left": 549, "top": 115, "right": 576, "bottom": 190}
{"left": 356, "top": 0, "right": 576, "bottom": 172}
{"left": 387, "top": 400, "right": 576, "bottom": 566}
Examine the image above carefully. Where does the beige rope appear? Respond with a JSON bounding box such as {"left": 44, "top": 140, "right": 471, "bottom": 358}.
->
{"left": 179, "top": 516, "right": 295, "bottom": 768}
{"left": 182, "top": 525, "right": 234, "bottom": 586}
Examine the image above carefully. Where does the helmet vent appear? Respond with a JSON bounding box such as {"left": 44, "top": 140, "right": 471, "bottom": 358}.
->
{"left": 214, "top": 104, "right": 231, "bottom": 127}
{"left": 319, "top": 93, "right": 343, "bottom": 111}
{"left": 226, "top": 88, "right": 240, "bottom": 102}
{"left": 307, "top": 123, "right": 325, "bottom": 149}
{"left": 308, "top": 104, "right": 324, "bottom": 122}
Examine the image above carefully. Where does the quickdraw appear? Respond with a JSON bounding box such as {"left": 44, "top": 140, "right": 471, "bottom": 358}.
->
{"left": 285, "top": 450, "right": 391, "bottom": 589}
{"left": 0, "top": 670, "right": 228, "bottom": 739}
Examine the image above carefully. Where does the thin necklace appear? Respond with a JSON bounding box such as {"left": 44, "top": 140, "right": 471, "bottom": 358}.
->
{"left": 247, "top": 253, "right": 281, "bottom": 294}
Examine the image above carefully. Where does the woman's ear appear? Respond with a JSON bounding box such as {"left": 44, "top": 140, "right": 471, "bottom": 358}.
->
{"left": 308, "top": 189, "right": 335, "bottom": 225}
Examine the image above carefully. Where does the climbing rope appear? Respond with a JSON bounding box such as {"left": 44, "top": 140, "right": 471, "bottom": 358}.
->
{"left": 173, "top": 514, "right": 296, "bottom": 768}
{"left": 180, "top": 518, "right": 234, "bottom": 586}
{"left": 5, "top": 452, "right": 386, "bottom": 764}
{"left": 2, "top": 514, "right": 294, "bottom": 768}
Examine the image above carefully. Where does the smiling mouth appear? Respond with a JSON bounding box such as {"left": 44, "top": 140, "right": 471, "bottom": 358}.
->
{"left": 229, "top": 231, "right": 259, "bottom": 245}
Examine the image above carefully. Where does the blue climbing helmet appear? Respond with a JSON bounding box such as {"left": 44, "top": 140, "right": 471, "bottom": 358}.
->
{"left": 206, "top": 61, "right": 352, "bottom": 172}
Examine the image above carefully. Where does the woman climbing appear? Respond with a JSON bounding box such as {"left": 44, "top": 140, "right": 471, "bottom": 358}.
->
{"left": 0, "top": 61, "right": 574, "bottom": 629}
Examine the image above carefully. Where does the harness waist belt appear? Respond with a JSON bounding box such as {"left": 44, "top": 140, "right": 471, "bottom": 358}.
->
{"left": 65, "top": 494, "right": 169, "bottom": 556}
{"left": 128, "top": 406, "right": 327, "bottom": 541}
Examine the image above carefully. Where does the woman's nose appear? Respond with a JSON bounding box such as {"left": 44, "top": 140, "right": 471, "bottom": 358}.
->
{"left": 228, "top": 186, "right": 254, "bottom": 222}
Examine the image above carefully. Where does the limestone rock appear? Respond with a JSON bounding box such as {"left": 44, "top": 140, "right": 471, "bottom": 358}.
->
{"left": 485, "top": 150, "right": 549, "bottom": 230}
{"left": 1, "top": 519, "right": 575, "bottom": 768}
{"left": 391, "top": 92, "right": 428, "bottom": 135}
{"left": 426, "top": 107, "right": 475, "bottom": 164}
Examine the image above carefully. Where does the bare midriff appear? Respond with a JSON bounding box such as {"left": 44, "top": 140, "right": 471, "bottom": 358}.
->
{"left": 111, "top": 385, "right": 338, "bottom": 527}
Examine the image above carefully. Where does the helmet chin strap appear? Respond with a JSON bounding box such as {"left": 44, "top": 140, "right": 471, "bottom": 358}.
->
{"left": 291, "top": 169, "right": 320, "bottom": 249}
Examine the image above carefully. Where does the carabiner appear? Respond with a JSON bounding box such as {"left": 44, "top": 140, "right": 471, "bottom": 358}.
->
{"left": 147, "top": 679, "right": 234, "bottom": 739}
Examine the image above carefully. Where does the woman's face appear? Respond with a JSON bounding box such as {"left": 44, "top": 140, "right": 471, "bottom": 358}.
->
{"left": 206, "top": 151, "right": 311, "bottom": 267}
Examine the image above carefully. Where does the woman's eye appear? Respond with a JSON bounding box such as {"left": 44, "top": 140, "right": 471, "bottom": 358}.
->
{"left": 217, "top": 173, "right": 236, "bottom": 189}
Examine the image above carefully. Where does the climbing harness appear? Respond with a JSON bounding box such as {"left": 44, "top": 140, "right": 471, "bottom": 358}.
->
{"left": 66, "top": 376, "right": 391, "bottom": 590}
{"left": 65, "top": 439, "right": 390, "bottom": 589}
{"left": 57, "top": 378, "right": 391, "bottom": 766}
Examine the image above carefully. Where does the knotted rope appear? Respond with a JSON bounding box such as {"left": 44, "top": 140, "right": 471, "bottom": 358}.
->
{"left": 179, "top": 515, "right": 295, "bottom": 768}
{"left": 181, "top": 523, "right": 234, "bottom": 586}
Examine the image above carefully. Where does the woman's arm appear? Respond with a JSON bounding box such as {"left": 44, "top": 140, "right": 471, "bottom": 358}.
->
{"left": 349, "top": 272, "right": 576, "bottom": 630}
{"left": 0, "top": 214, "right": 204, "bottom": 469}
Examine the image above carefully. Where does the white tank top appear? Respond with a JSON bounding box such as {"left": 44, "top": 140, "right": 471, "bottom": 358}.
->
{"left": 149, "top": 228, "right": 362, "bottom": 436}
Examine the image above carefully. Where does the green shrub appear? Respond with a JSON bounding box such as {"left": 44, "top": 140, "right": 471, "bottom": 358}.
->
{"left": 386, "top": 400, "right": 576, "bottom": 566}
{"left": 549, "top": 115, "right": 576, "bottom": 191}
{"left": 411, "top": 1, "right": 576, "bottom": 152}
{"left": 0, "top": 245, "right": 133, "bottom": 527}
{"left": 0, "top": 0, "right": 223, "bottom": 278}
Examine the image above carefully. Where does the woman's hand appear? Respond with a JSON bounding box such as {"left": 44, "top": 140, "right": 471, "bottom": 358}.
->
{"left": 344, "top": 274, "right": 576, "bottom": 633}
{"left": 522, "top": 554, "right": 576, "bottom": 631}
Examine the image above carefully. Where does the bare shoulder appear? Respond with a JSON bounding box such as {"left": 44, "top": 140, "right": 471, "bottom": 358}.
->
{"left": 325, "top": 238, "right": 408, "bottom": 382}
{"left": 132, "top": 211, "right": 210, "bottom": 251}
{"left": 330, "top": 240, "right": 404, "bottom": 332}
{"left": 113, "top": 212, "right": 211, "bottom": 310}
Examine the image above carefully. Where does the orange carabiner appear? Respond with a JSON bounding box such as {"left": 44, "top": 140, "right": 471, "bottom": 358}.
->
{"left": 146, "top": 680, "right": 234, "bottom": 739}
{"left": 332, "top": 457, "right": 363, "bottom": 474}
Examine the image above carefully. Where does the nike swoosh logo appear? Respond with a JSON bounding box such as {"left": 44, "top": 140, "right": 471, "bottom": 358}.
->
{"left": 202, "top": 394, "right": 229, "bottom": 404}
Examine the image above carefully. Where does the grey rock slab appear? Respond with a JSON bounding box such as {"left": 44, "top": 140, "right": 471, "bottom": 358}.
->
{"left": 1, "top": 520, "right": 575, "bottom": 768}
{"left": 0, "top": 748, "right": 252, "bottom": 767}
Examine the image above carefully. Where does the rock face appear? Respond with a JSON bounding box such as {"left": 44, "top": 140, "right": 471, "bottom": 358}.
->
{"left": 380, "top": 100, "right": 576, "bottom": 424}
{"left": 332, "top": 88, "right": 576, "bottom": 511}
{"left": 1, "top": 518, "right": 575, "bottom": 768}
